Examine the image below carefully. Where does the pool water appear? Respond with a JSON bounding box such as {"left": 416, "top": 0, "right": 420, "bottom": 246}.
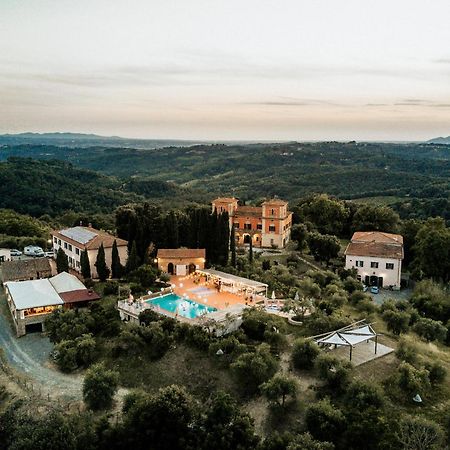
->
{"left": 147, "top": 293, "right": 217, "bottom": 319}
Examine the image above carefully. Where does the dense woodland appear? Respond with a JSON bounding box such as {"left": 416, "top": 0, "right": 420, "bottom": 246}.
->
{"left": 0, "top": 140, "right": 449, "bottom": 450}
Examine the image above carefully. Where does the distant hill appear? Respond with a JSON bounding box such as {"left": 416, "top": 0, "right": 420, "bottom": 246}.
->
{"left": 426, "top": 136, "right": 450, "bottom": 144}
{"left": 0, "top": 132, "right": 204, "bottom": 149}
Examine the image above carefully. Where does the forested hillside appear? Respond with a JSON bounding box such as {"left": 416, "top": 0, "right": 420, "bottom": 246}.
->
{"left": 1, "top": 142, "right": 448, "bottom": 203}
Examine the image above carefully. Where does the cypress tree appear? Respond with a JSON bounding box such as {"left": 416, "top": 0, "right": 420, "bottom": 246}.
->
{"left": 125, "top": 241, "right": 140, "bottom": 273}
{"left": 165, "top": 212, "right": 179, "bottom": 248}
{"left": 56, "top": 247, "right": 69, "bottom": 273}
{"left": 111, "top": 240, "right": 123, "bottom": 279}
{"left": 248, "top": 237, "right": 253, "bottom": 264}
{"left": 80, "top": 248, "right": 91, "bottom": 279}
{"left": 230, "top": 223, "right": 237, "bottom": 268}
{"left": 95, "top": 243, "right": 110, "bottom": 281}
{"left": 218, "top": 212, "right": 229, "bottom": 266}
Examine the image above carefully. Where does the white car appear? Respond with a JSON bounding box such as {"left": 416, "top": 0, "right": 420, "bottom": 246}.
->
{"left": 24, "top": 246, "right": 45, "bottom": 257}
{"left": 10, "top": 249, "right": 22, "bottom": 256}
{"left": 44, "top": 251, "right": 55, "bottom": 258}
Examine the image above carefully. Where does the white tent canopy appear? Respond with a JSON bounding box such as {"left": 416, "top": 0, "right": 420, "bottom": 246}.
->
{"left": 315, "top": 322, "right": 379, "bottom": 361}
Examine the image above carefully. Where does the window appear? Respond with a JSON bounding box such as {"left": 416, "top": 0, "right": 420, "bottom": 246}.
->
{"left": 271, "top": 209, "right": 275, "bottom": 215}
{"left": 244, "top": 223, "right": 251, "bottom": 230}
{"left": 58, "top": 239, "right": 61, "bottom": 245}
{"left": 386, "top": 263, "right": 394, "bottom": 270}
{"left": 371, "top": 262, "right": 379, "bottom": 268}
{"left": 76, "top": 261, "right": 80, "bottom": 268}
{"left": 75, "top": 248, "right": 80, "bottom": 255}
{"left": 64, "top": 242, "right": 68, "bottom": 249}
{"left": 233, "top": 222, "right": 239, "bottom": 229}
{"left": 68, "top": 244, "right": 72, "bottom": 251}
{"left": 356, "top": 260, "right": 364, "bottom": 267}
{"left": 255, "top": 236, "right": 259, "bottom": 242}
{"left": 257, "top": 223, "right": 262, "bottom": 230}
{"left": 269, "top": 225, "right": 276, "bottom": 232}
{"left": 53, "top": 237, "right": 57, "bottom": 243}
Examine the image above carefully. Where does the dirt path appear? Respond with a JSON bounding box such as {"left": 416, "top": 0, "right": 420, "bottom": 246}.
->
{"left": 0, "top": 299, "right": 83, "bottom": 401}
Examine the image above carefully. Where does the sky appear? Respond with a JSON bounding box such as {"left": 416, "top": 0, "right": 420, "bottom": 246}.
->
{"left": 0, "top": 0, "right": 449, "bottom": 141}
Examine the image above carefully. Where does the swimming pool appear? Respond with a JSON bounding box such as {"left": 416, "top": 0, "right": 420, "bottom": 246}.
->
{"left": 146, "top": 293, "right": 217, "bottom": 319}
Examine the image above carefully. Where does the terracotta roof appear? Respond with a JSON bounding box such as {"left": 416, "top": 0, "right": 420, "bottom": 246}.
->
{"left": 212, "top": 197, "right": 238, "bottom": 203}
{"left": 262, "top": 198, "right": 288, "bottom": 206}
{"left": 351, "top": 231, "right": 403, "bottom": 245}
{"left": 345, "top": 231, "right": 404, "bottom": 259}
{"left": 235, "top": 206, "right": 262, "bottom": 217}
{"left": 157, "top": 248, "right": 206, "bottom": 259}
{"left": 52, "top": 226, "right": 127, "bottom": 250}
{"left": 1, "top": 258, "right": 52, "bottom": 282}
{"left": 59, "top": 289, "right": 101, "bottom": 304}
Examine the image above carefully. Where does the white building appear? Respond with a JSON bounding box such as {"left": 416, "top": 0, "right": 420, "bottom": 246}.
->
{"left": 51, "top": 226, "right": 128, "bottom": 278}
{"left": 344, "top": 231, "right": 403, "bottom": 290}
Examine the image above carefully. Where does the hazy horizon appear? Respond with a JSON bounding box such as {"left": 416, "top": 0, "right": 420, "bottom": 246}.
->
{"left": 1, "top": 0, "right": 449, "bottom": 141}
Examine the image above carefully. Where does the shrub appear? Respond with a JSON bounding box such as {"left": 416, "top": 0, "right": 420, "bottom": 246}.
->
{"left": 305, "top": 398, "right": 345, "bottom": 444}
{"left": 103, "top": 281, "right": 119, "bottom": 296}
{"left": 185, "top": 325, "right": 215, "bottom": 350}
{"left": 83, "top": 363, "right": 119, "bottom": 410}
{"left": 292, "top": 338, "right": 319, "bottom": 370}
{"left": 138, "top": 322, "right": 172, "bottom": 360}
{"left": 395, "top": 339, "right": 418, "bottom": 364}
{"left": 425, "top": 362, "right": 447, "bottom": 384}
{"left": 413, "top": 318, "right": 447, "bottom": 342}
{"left": 355, "top": 298, "right": 377, "bottom": 314}
{"left": 398, "top": 416, "right": 445, "bottom": 450}
{"left": 315, "top": 353, "right": 352, "bottom": 393}
{"left": 397, "top": 362, "right": 431, "bottom": 395}
{"left": 208, "top": 336, "right": 247, "bottom": 362}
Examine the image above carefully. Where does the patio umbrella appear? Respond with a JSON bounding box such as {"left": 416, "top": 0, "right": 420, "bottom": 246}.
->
{"left": 294, "top": 291, "right": 299, "bottom": 301}
{"left": 271, "top": 291, "right": 276, "bottom": 300}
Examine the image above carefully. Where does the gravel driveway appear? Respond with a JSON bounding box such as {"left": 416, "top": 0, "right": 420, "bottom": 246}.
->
{"left": 0, "top": 293, "right": 83, "bottom": 401}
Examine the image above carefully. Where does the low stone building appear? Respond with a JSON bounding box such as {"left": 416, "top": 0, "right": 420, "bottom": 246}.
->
{"left": 1, "top": 258, "right": 52, "bottom": 283}
{"left": 156, "top": 248, "right": 206, "bottom": 276}
{"left": 4, "top": 271, "right": 101, "bottom": 336}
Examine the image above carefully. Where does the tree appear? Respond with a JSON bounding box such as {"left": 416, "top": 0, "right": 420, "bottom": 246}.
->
{"left": 291, "top": 223, "right": 309, "bottom": 252}
{"left": 351, "top": 204, "right": 399, "bottom": 233}
{"left": 305, "top": 398, "right": 345, "bottom": 444}
{"left": 122, "top": 385, "right": 197, "bottom": 450}
{"left": 287, "top": 433, "right": 334, "bottom": 450}
{"left": 398, "top": 416, "right": 445, "bottom": 450}
{"left": 80, "top": 248, "right": 91, "bottom": 279}
{"left": 307, "top": 232, "right": 340, "bottom": 265}
{"left": 56, "top": 247, "right": 69, "bottom": 273}
{"left": 111, "top": 240, "right": 123, "bottom": 279}
{"left": 201, "top": 391, "right": 259, "bottom": 450}
{"left": 292, "top": 338, "right": 320, "bottom": 370}
{"left": 125, "top": 240, "right": 140, "bottom": 273}
{"left": 382, "top": 309, "right": 410, "bottom": 335}
{"left": 315, "top": 353, "right": 352, "bottom": 392}
{"left": 231, "top": 344, "right": 278, "bottom": 394}
{"left": 412, "top": 217, "right": 450, "bottom": 282}
{"left": 295, "top": 194, "right": 349, "bottom": 236}
{"left": 413, "top": 318, "right": 447, "bottom": 342}
{"left": 344, "top": 380, "right": 384, "bottom": 410}
{"left": 230, "top": 224, "right": 237, "bottom": 268}
{"left": 82, "top": 363, "right": 119, "bottom": 410}
{"left": 94, "top": 243, "right": 110, "bottom": 281}
{"left": 248, "top": 236, "right": 253, "bottom": 263}
{"left": 261, "top": 374, "right": 297, "bottom": 408}
{"left": 397, "top": 362, "right": 431, "bottom": 395}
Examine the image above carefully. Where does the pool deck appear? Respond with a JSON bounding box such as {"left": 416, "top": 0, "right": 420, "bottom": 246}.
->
{"left": 170, "top": 275, "right": 259, "bottom": 310}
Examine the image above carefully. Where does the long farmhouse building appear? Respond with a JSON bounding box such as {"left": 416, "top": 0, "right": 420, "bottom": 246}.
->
{"left": 212, "top": 197, "right": 293, "bottom": 248}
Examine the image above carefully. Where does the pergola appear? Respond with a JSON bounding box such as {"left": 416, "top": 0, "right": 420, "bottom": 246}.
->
{"left": 197, "top": 268, "right": 268, "bottom": 297}
{"left": 314, "top": 322, "right": 379, "bottom": 361}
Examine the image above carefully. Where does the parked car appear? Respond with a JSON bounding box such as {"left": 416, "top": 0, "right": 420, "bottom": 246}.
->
{"left": 10, "top": 249, "right": 22, "bottom": 256}
{"left": 24, "top": 246, "right": 45, "bottom": 257}
{"left": 44, "top": 251, "right": 55, "bottom": 258}
{"left": 370, "top": 286, "right": 379, "bottom": 294}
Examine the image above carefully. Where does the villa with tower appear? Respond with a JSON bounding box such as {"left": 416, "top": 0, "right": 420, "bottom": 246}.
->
{"left": 212, "top": 197, "right": 293, "bottom": 248}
